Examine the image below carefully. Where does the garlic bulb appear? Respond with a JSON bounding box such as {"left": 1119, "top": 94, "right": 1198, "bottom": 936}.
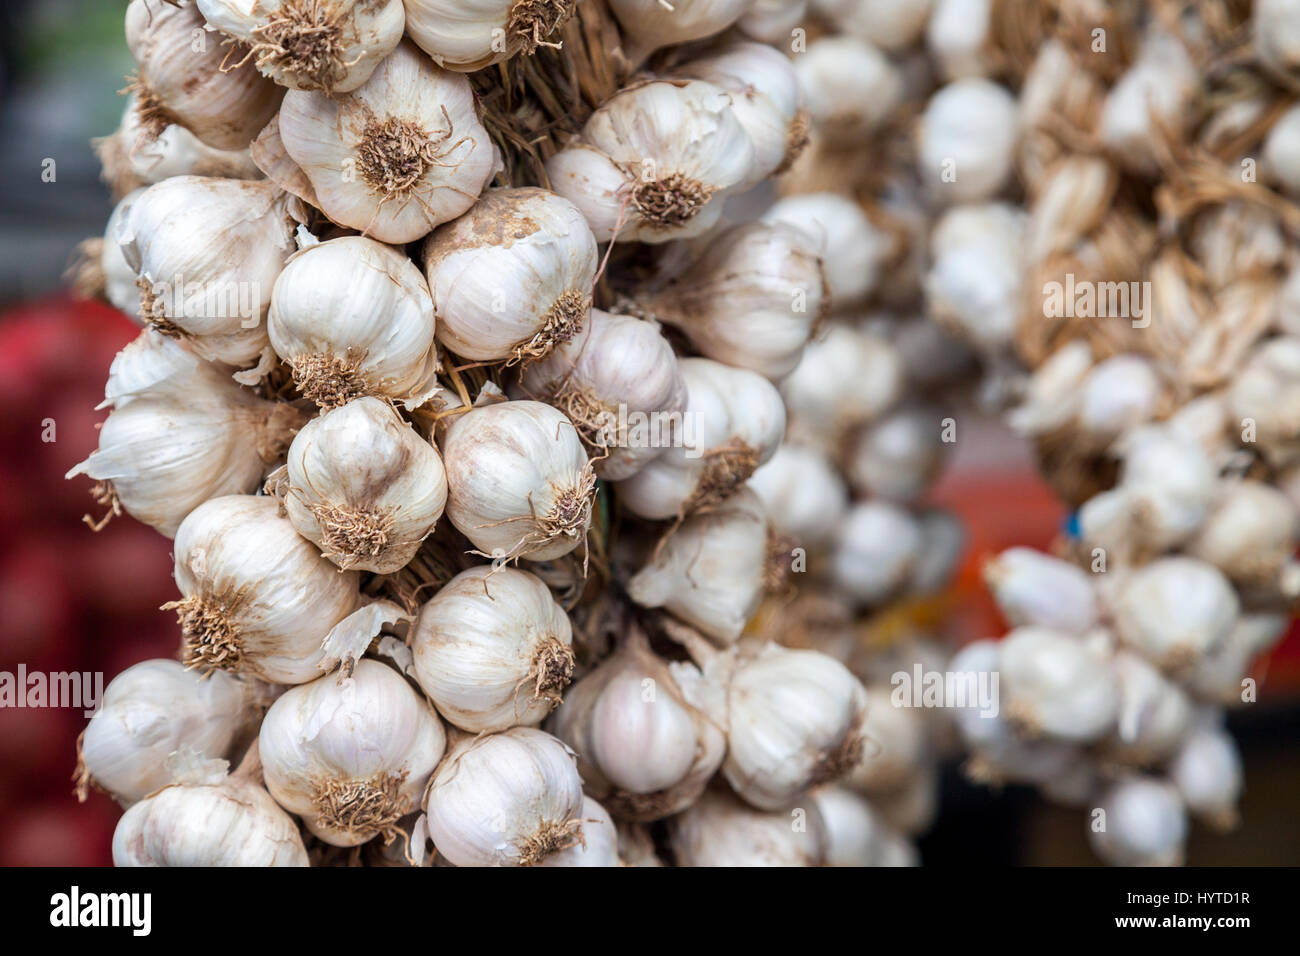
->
{"left": 1099, "top": 30, "right": 1196, "bottom": 174}
{"left": 633, "top": 221, "right": 825, "bottom": 379}
{"left": 909, "top": 509, "right": 965, "bottom": 595}
{"left": 113, "top": 762, "right": 308, "bottom": 866}
{"left": 1186, "top": 479, "right": 1300, "bottom": 586}
{"left": 925, "top": 201, "right": 1025, "bottom": 352}
{"left": 831, "top": 501, "right": 923, "bottom": 606}
{"left": 1229, "top": 336, "right": 1300, "bottom": 467}
{"left": 537, "top": 796, "right": 619, "bottom": 867}
{"left": 811, "top": 786, "right": 916, "bottom": 867}
{"left": 720, "top": 642, "right": 869, "bottom": 810}
{"left": 281, "top": 397, "right": 447, "bottom": 573}
{"left": 761, "top": 193, "right": 892, "bottom": 308}
{"left": 549, "top": 633, "right": 725, "bottom": 820}
{"left": 738, "top": 0, "right": 808, "bottom": 43}
{"left": 794, "top": 37, "right": 904, "bottom": 145}
{"left": 125, "top": 0, "right": 283, "bottom": 151}
{"left": 422, "top": 188, "right": 598, "bottom": 362}
{"left": 442, "top": 400, "right": 594, "bottom": 561}
{"left": 516, "top": 309, "right": 687, "bottom": 480}
{"left": 67, "top": 331, "right": 301, "bottom": 537}
{"left": 825, "top": 0, "right": 932, "bottom": 51}
{"left": 1187, "top": 613, "right": 1287, "bottom": 705}
{"left": 411, "top": 566, "right": 574, "bottom": 733}
{"left": 77, "top": 660, "right": 249, "bottom": 805}
{"left": 668, "top": 786, "right": 828, "bottom": 867}
{"left": 984, "top": 547, "right": 1099, "bottom": 635}
{"left": 405, "top": 0, "right": 575, "bottom": 72}
{"left": 927, "top": 0, "right": 992, "bottom": 80}
{"left": 919, "top": 79, "right": 1017, "bottom": 203}
{"left": 846, "top": 403, "right": 947, "bottom": 501}
{"left": 277, "top": 42, "right": 497, "bottom": 243}
{"left": 781, "top": 323, "right": 905, "bottom": 448}
{"left": 1113, "top": 557, "right": 1239, "bottom": 672}
{"left": 422, "top": 727, "right": 584, "bottom": 866}
{"left": 998, "top": 627, "right": 1118, "bottom": 744}
{"left": 168, "top": 495, "right": 363, "bottom": 683}
{"left": 1088, "top": 776, "right": 1187, "bottom": 867}
{"left": 268, "top": 235, "right": 439, "bottom": 409}
{"left": 546, "top": 80, "right": 755, "bottom": 244}
{"left": 197, "top": 0, "right": 405, "bottom": 92}
{"left": 1168, "top": 718, "right": 1242, "bottom": 830}
{"left": 615, "top": 359, "right": 785, "bottom": 520}
{"left": 1255, "top": 0, "right": 1300, "bottom": 85}
{"left": 607, "top": 0, "right": 749, "bottom": 64}
{"left": 119, "top": 176, "right": 300, "bottom": 364}
{"left": 748, "top": 444, "right": 849, "bottom": 547}
{"left": 845, "top": 689, "right": 927, "bottom": 793}
{"left": 1104, "top": 650, "right": 1192, "bottom": 766}
{"left": 1077, "top": 354, "right": 1161, "bottom": 443}
{"left": 259, "top": 660, "right": 446, "bottom": 846}
{"left": 101, "top": 191, "right": 146, "bottom": 316}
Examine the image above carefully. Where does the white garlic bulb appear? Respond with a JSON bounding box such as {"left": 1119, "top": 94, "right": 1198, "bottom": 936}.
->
{"left": 999, "top": 627, "right": 1119, "bottom": 744}
{"left": 268, "top": 235, "right": 439, "bottom": 410}
{"left": 984, "top": 547, "right": 1099, "bottom": 635}
{"left": 537, "top": 796, "right": 619, "bottom": 867}
{"left": 1113, "top": 557, "right": 1239, "bottom": 672}
{"left": 1187, "top": 613, "right": 1287, "bottom": 706}
{"left": 845, "top": 690, "right": 928, "bottom": 793}
{"left": 1230, "top": 336, "right": 1300, "bottom": 467}
{"left": 1099, "top": 29, "right": 1196, "bottom": 174}
{"left": 422, "top": 188, "right": 598, "bottom": 363}
{"left": 67, "top": 332, "right": 301, "bottom": 537}
{"left": 633, "top": 221, "right": 825, "bottom": 379}
{"left": 546, "top": 80, "right": 755, "bottom": 244}
{"left": 927, "top": 0, "right": 992, "bottom": 79}
{"left": 119, "top": 176, "right": 300, "bottom": 365}
{"left": 1255, "top": 0, "right": 1300, "bottom": 85}
{"left": 794, "top": 36, "right": 904, "bottom": 145}
{"left": 761, "top": 193, "right": 892, "bottom": 308}
{"left": 615, "top": 358, "right": 785, "bottom": 520}
{"left": 169, "top": 495, "right": 363, "bottom": 683}
{"left": 748, "top": 444, "right": 849, "bottom": 548}
{"left": 1168, "top": 718, "right": 1242, "bottom": 831}
{"left": 422, "top": 727, "right": 584, "bottom": 866}
{"left": 668, "top": 786, "right": 828, "bottom": 867}
{"left": 825, "top": 0, "right": 932, "bottom": 51}
{"left": 125, "top": 0, "right": 283, "bottom": 151}
{"left": 1186, "top": 479, "right": 1300, "bottom": 586}
{"left": 442, "top": 400, "right": 594, "bottom": 561}
{"left": 411, "top": 566, "right": 574, "bottom": 733}
{"left": 831, "top": 501, "right": 923, "bottom": 606}
{"left": 608, "top": 0, "right": 749, "bottom": 63}
{"left": 197, "top": 0, "right": 405, "bottom": 92}
{"left": 925, "top": 201, "right": 1025, "bottom": 352}
{"left": 1088, "top": 776, "right": 1187, "bottom": 867}
{"left": 277, "top": 42, "right": 497, "bottom": 243}
{"left": 919, "top": 78, "right": 1017, "bottom": 202}
{"left": 259, "top": 659, "right": 446, "bottom": 846}
{"left": 909, "top": 509, "right": 966, "bottom": 595}
{"left": 516, "top": 309, "right": 687, "bottom": 480}
{"left": 1007, "top": 340, "right": 1093, "bottom": 435}
{"left": 738, "top": 0, "right": 808, "bottom": 43}
{"left": 78, "top": 660, "right": 249, "bottom": 805}
{"left": 282, "top": 397, "right": 447, "bottom": 573}
{"left": 846, "top": 403, "right": 947, "bottom": 501}
{"left": 549, "top": 633, "right": 725, "bottom": 820}
{"left": 1077, "top": 354, "right": 1161, "bottom": 442}
{"left": 404, "top": 0, "right": 575, "bottom": 71}
{"left": 811, "top": 786, "right": 917, "bottom": 867}
{"left": 1104, "top": 650, "right": 1192, "bottom": 766}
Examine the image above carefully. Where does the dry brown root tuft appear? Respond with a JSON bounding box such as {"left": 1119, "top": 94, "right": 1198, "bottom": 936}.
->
{"left": 512, "top": 289, "right": 589, "bottom": 364}
{"left": 776, "top": 109, "right": 811, "bottom": 175}
{"left": 686, "top": 438, "right": 760, "bottom": 514}
{"left": 356, "top": 108, "right": 469, "bottom": 200}
{"left": 536, "top": 464, "right": 598, "bottom": 546}
{"left": 763, "top": 531, "right": 799, "bottom": 595}
{"left": 517, "top": 816, "right": 583, "bottom": 865}
{"left": 83, "top": 481, "right": 124, "bottom": 533}
{"left": 290, "top": 347, "right": 373, "bottom": 408}
{"left": 167, "top": 595, "right": 243, "bottom": 674}
{"left": 632, "top": 172, "right": 714, "bottom": 228}
{"left": 549, "top": 383, "right": 615, "bottom": 453}
{"left": 67, "top": 238, "right": 107, "bottom": 301}
{"left": 120, "top": 74, "right": 172, "bottom": 142}
{"left": 310, "top": 502, "right": 396, "bottom": 568}
{"left": 249, "top": 0, "right": 351, "bottom": 90}
{"left": 809, "top": 730, "right": 864, "bottom": 786}
{"left": 529, "top": 636, "right": 576, "bottom": 704}
{"left": 506, "top": 0, "right": 576, "bottom": 55}
{"left": 135, "top": 275, "right": 184, "bottom": 337}
{"left": 312, "top": 771, "right": 409, "bottom": 842}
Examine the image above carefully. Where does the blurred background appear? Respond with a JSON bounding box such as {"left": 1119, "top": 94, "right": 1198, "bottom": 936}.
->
{"left": 0, "top": 0, "right": 1296, "bottom": 866}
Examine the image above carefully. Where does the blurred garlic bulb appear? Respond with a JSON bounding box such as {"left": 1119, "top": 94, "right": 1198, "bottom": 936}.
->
{"left": 411, "top": 566, "right": 574, "bottom": 733}
{"left": 846, "top": 403, "right": 947, "bottom": 501}
{"left": 277, "top": 42, "right": 497, "bottom": 243}
{"left": 919, "top": 78, "right": 1017, "bottom": 202}
{"left": 608, "top": 0, "right": 749, "bottom": 63}
{"left": 909, "top": 509, "right": 966, "bottom": 595}
{"left": 825, "top": 0, "right": 931, "bottom": 51}
{"left": 984, "top": 547, "right": 1098, "bottom": 635}
{"left": 422, "top": 188, "right": 598, "bottom": 363}
{"left": 781, "top": 323, "right": 904, "bottom": 448}
{"left": 1168, "top": 719, "right": 1242, "bottom": 831}
{"left": 423, "top": 727, "right": 583, "bottom": 866}
{"left": 1088, "top": 776, "right": 1187, "bottom": 867}
{"left": 197, "top": 0, "right": 404, "bottom": 92}
{"left": 927, "top": 0, "right": 992, "bottom": 80}
{"left": 259, "top": 660, "right": 446, "bottom": 846}
{"left": 668, "top": 786, "right": 828, "bottom": 866}
{"left": 537, "top": 796, "right": 619, "bottom": 867}
{"left": 871, "top": 763, "right": 941, "bottom": 836}
{"left": 748, "top": 444, "right": 849, "bottom": 547}
{"left": 794, "top": 36, "right": 904, "bottom": 145}
{"left": 720, "top": 642, "right": 869, "bottom": 809}
{"left": 1099, "top": 30, "right": 1196, "bottom": 174}
{"left": 627, "top": 487, "right": 769, "bottom": 644}
{"left": 738, "top": 0, "right": 807, "bottom": 43}
{"left": 120, "top": 177, "right": 299, "bottom": 365}
{"left": 811, "top": 786, "right": 917, "bottom": 867}
{"left": 1187, "top": 613, "right": 1287, "bottom": 705}
{"left": 999, "top": 627, "right": 1119, "bottom": 744}
{"left": 281, "top": 397, "right": 447, "bottom": 573}
{"left": 125, "top": 0, "right": 283, "bottom": 151}
{"left": 634, "top": 222, "right": 825, "bottom": 379}
{"left": 761, "top": 192, "right": 892, "bottom": 308}
{"left": 1186, "top": 480, "right": 1300, "bottom": 587}
{"left": 1229, "top": 336, "right": 1300, "bottom": 467}
{"left": 442, "top": 400, "right": 594, "bottom": 561}
{"left": 168, "top": 495, "right": 364, "bottom": 683}
{"left": 113, "top": 760, "right": 308, "bottom": 866}
{"left": 1113, "top": 557, "right": 1239, "bottom": 672}
{"left": 846, "top": 692, "right": 927, "bottom": 793}
{"left": 269, "top": 235, "right": 438, "bottom": 409}
{"left": 1255, "top": 0, "right": 1300, "bottom": 86}
{"left": 549, "top": 633, "right": 725, "bottom": 819}
{"left": 405, "top": 0, "right": 574, "bottom": 71}
{"left": 925, "top": 201, "right": 1025, "bottom": 352}
{"left": 1105, "top": 650, "right": 1193, "bottom": 765}
{"left": 546, "top": 80, "right": 754, "bottom": 244}
{"left": 615, "top": 359, "right": 785, "bottom": 520}
{"left": 1077, "top": 354, "right": 1161, "bottom": 443}
{"left": 78, "top": 660, "right": 249, "bottom": 805}
{"left": 516, "top": 309, "right": 686, "bottom": 480}
{"left": 831, "top": 501, "right": 923, "bottom": 606}
{"left": 67, "top": 332, "right": 302, "bottom": 537}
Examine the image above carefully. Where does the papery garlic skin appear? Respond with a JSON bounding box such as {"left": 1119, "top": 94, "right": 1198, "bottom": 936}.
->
{"left": 1113, "top": 557, "right": 1239, "bottom": 672}
{"left": 283, "top": 397, "right": 447, "bottom": 573}
{"left": 761, "top": 193, "right": 891, "bottom": 308}
{"left": 608, "top": 0, "right": 750, "bottom": 63}
{"left": 269, "top": 235, "right": 438, "bottom": 409}
{"left": 170, "top": 495, "right": 362, "bottom": 683}
{"left": 537, "top": 796, "right": 619, "bottom": 867}
{"left": 999, "top": 628, "right": 1119, "bottom": 744}
{"left": 1088, "top": 776, "right": 1187, "bottom": 867}
{"left": 197, "top": 0, "right": 405, "bottom": 92}
{"left": 405, "top": 0, "right": 575, "bottom": 72}
{"left": 102, "top": 190, "right": 147, "bottom": 318}
{"left": 422, "top": 188, "right": 598, "bottom": 363}
{"left": 920, "top": 78, "right": 1017, "bottom": 202}
{"left": 78, "top": 660, "right": 247, "bottom": 805}
{"left": 278, "top": 42, "right": 497, "bottom": 243}
{"left": 668, "top": 786, "right": 829, "bottom": 867}
{"left": 516, "top": 309, "right": 687, "bottom": 480}
{"left": 442, "top": 400, "right": 594, "bottom": 561}
{"left": 125, "top": 0, "right": 283, "bottom": 151}
{"left": 794, "top": 37, "right": 904, "bottom": 146}
{"left": 749, "top": 444, "right": 849, "bottom": 547}
{"left": 984, "top": 547, "right": 1099, "bottom": 635}
{"left": 259, "top": 660, "right": 446, "bottom": 846}
{"left": 113, "top": 775, "right": 308, "bottom": 866}
{"left": 120, "top": 177, "right": 299, "bottom": 364}
{"left": 423, "top": 727, "right": 583, "bottom": 866}
{"left": 832, "top": 501, "right": 923, "bottom": 606}
{"left": 411, "top": 566, "right": 574, "bottom": 733}
{"left": 615, "top": 359, "right": 786, "bottom": 520}
{"left": 546, "top": 80, "right": 755, "bottom": 244}
{"left": 1169, "top": 719, "right": 1242, "bottom": 831}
